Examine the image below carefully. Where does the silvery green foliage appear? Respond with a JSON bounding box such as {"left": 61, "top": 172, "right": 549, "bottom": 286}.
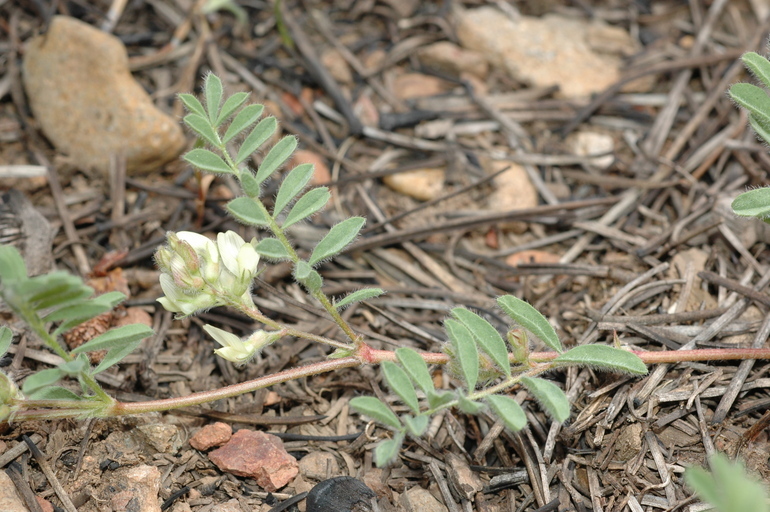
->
{"left": 685, "top": 453, "right": 770, "bottom": 512}
{"left": 351, "top": 296, "right": 647, "bottom": 466}
{"left": 730, "top": 52, "right": 770, "bottom": 221}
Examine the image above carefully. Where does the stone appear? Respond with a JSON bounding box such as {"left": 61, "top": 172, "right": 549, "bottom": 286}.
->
{"left": 103, "top": 465, "right": 162, "bottom": 512}
{"left": 321, "top": 49, "right": 354, "bottom": 85}
{"left": 136, "top": 423, "right": 184, "bottom": 454}
{"left": 399, "top": 487, "right": 448, "bottom": 512}
{"left": 615, "top": 423, "right": 643, "bottom": 461}
{"left": 190, "top": 422, "right": 233, "bottom": 451}
{"left": 289, "top": 150, "right": 331, "bottom": 186}
{"left": 567, "top": 130, "right": 615, "bottom": 169}
{"left": 455, "top": 8, "right": 642, "bottom": 98}
{"left": 392, "top": 73, "right": 453, "bottom": 100}
{"left": 0, "top": 471, "right": 28, "bottom": 512}
{"left": 417, "top": 42, "right": 489, "bottom": 79}
{"left": 506, "top": 250, "right": 561, "bottom": 267}
{"left": 211, "top": 499, "right": 242, "bottom": 512}
{"left": 298, "top": 451, "right": 340, "bottom": 481}
{"left": 208, "top": 430, "right": 298, "bottom": 491}
{"left": 36, "top": 496, "right": 54, "bottom": 512}
{"left": 383, "top": 168, "right": 445, "bottom": 201}
{"left": 22, "top": 16, "right": 185, "bottom": 174}
{"left": 485, "top": 160, "right": 538, "bottom": 233}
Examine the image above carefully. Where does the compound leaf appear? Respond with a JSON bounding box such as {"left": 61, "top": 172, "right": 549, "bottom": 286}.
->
{"left": 274, "top": 163, "right": 314, "bottom": 217}
{"left": 227, "top": 197, "right": 270, "bottom": 227}
{"left": 308, "top": 217, "right": 365, "bottom": 266}
{"left": 283, "top": 188, "right": 330, "bottom": 228}
{"left": 350, "top": 396, "right": 401, "bottom": 429}
{"left": 184, "top": 149, "right": 232, "bottom": 175}
{"left": 554, "top": 345, "right": 647, "bottom": 375}
{"left": 497, "top": 295, "right": 562, "bottom": 352}
{"left": 521, "top": 376, "right": 569, "bottom": 423}
{"left": 452, "top": 308, "right": 511, "bottom": 377}
{"left": 487, "top": 394, "right": 527, "bottom": 432}
{"left": 445, "top": 319, "right": 478, "bottom": 391}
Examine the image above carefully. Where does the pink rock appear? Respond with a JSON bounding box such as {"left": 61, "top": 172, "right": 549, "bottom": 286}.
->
{"left": 208, "top": 430, "right": 298, "bottom": 491}
{"left": 190, "top": 422, "right": 232, "bottom": 451}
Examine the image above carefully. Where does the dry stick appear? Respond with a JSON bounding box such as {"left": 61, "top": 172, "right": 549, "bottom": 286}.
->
{"left": 23, "top": 435, "right": 78, "bottom": 512}
{"left": 635, "top": 267, "right": 770, "bottom": 403}
{"left": 711, "top": 312, "right": 770, "bottom": 424}
{"left": 5, "top": 463, "right": 44, "bottom": 512}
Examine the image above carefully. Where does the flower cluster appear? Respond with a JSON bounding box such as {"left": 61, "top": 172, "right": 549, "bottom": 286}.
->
{"left": 203, "top": 325, "right": 281, "bottom": 364}
{"left": 155, "top": 231, "right": 260, "bottom": 316}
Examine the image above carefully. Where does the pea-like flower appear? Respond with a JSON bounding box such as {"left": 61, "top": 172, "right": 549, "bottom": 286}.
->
{"left": 203, "top": 325, "right": 281, "bottom": 364}
{"left": 155, "top": 231, "right": 260, "bottom": 317}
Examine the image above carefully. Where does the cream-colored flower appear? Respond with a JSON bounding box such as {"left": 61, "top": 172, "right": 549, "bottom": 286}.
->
{"left": 203, "top": 325, "right": 280, "bottom": 364}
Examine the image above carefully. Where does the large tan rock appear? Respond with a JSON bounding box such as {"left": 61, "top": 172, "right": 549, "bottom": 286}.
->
{"left": 23, "top": 16, "right": 185, "bottom": 174}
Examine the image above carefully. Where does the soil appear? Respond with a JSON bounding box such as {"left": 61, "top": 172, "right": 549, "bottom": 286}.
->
{"left": 1, "top": 1, "right": 770, "bottom": 511}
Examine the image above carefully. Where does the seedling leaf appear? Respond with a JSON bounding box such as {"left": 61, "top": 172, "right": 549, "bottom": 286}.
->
{"left": 309, "top": 217, "right": 365, "bottom": 266}
{"left": 497, "top": 295, "right": 563, "bottom": 352}
{"left": 382, "top": 361, "right": 420, "bottom": 414}
{"left": 521, "top": 377, "right": 570, "bottom": 422}
{"left": 350, "top": 396, "right": 401, "bottom": 429}
{"left": 487, "top": 394, "right": 527, "bottom": 432}
{"left": 444, "top": 319, "right": 479, "bottom": 391}
{"left": 554, "top": 345, "right": 647, "bottom": 375}
{"left": 452, "top": 308, "right": 511, "bottom": 377}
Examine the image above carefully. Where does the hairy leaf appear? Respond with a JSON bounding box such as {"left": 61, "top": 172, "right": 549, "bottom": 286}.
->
{"left": 282, "top": 188, "right": 330, "bottom": 228}
{"left": 255, "top": 238, "right": 291, "bottom": 261}
{"left": 183, "top": 113, "right": 221, "bottom": 147}
{"left": 457, "top": 394, "right": 485, "bottom": 415}
{"left": 235, "top": 117, "right": 277, "bottom": 165}
{"left": 334, "top": 288, "right": 385, "bottom": 310}
{"left": 0, "top": 244, "right": 27, "bottom": 282}
{"left": 732, "top": 188, "right": 770, "bottom": 219}
{"left": 216, "top": 91, "right": 250, "bottom": 127}
{"left": 179, "top": 93, "right": 206, "bottom": 117}
{"left": 404, "top": 415, "right": 429, "bottom": 437}
{"left": 748, "top": 114, "right": 770, "bottom": 147}
{"left": 452, "top": 308, "right": 511, "bottom": 377}
{"left": 553, "top": 345, "right": 647, "bottom": 375}
{"left": 22, "top": 368, "right": 63, "bottom": 395}
{"left": 223, "top": 104, "right": 264, "bottom": 143}
{"left": 72, "top": 324, "right": 153, "bottom": 354}
{"left": 239, "top": 170, "right": 261, "bottom": 198}
{"left": 274, "top": 163, "right": 314, "bottom": 217}
{"left": 685, "top": 453, "right": 769, "bottom": 512}
{"left": 27, "top": 386, "right": 82, "bottom": 401}
{"left": 444, "top": 319, "right": 479, "bottom": 391}
{"left": 184, "top": 149, "right": 233, "bottom": 174}
{"left": 743, "top": 52, "right": 770, "bottom": 91}
{"left": 395, "top": 347, "right": 434, "bottom": 394}
{"left": 309, "top": 217, "right": 365, "bottom": 266}
{"left": 521, "top": 377, "right": 570, "bottom": 423}
{"left": 427, "top": 389, "right": 455, "bottom": 410}
{"left": 486, "top": 394, "right": 527, "bottom": 432}
{"left": 497, "top": 295, "right": 563, "bottom": 352}
{"left": 350, "top": 396, "right": 401, "bottom": 429}
{"left": 0, "top": 326, "right": 12, "bottom": 358}
{"left": 374, "top": 433, "right": 403, "bottom": 467}
{"left": 730, "top": 83, "right": 770, "bottom": 136}
{"left": 255, "top": 135, "right": 297, "bottom": 184}
{"left": 93, "top": 337, "right": 145, "bottom": 374}
{"left": 227, "top": 197, "right": 270, "bottom": 227}
{"left": 205, "top": 73, "right": 224, "bottom": 125}
{"left": 382, "top": 361, "right": 420, "bottom": 414}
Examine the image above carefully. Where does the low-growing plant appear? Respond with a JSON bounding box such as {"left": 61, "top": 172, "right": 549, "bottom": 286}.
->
{"left": 1, "top": 73, "right": 770, "bottom": 467}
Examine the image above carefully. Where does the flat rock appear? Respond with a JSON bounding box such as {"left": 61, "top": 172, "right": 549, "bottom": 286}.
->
{"left": 399, "top": 487, "right": 447, "bottom": 512}
{"left": 0, "top": 471, "right": 28, "bottom": 512}
{"left": 22, "top": 16, "right": 185, "bottom": 174}
{"left": 208, "top": 430, "right": 298, "bottom": 491}
{"left": 100, "top": 465, "right": 161, "bottom": 512}
{"left": 455, "top": 8, "right": 642, "bottom": 98}
{"left": 298, "top": 451, "right": 340, "bottom": 481}
{"left": 190, "top": 422, "right": 232, "bottom": 451}
{"left": 392, "top": 73, "right": 453, "bottom": 100}
{"left": 485, "top": 160, "right": 538, "bottom": 233}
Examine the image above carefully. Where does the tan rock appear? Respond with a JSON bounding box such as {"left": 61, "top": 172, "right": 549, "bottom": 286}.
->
{"left": 399, "top": 487, "right": 448, "bottom": 512}
{"left": 506, "top": 250, "right": 561, "bottom": 267}
{"left": 455, "top": 9, "right": 642, "bottom": 98}
{"left": 22, "top": 16, "right": 185, "bottom": 174}
{"left": 321, "top": 48, "right": 354, "bottom": 85}
{"left": 392, "top": 73, "right": 453, "bottom": 100}
{"left": 567, "top": 130, "right": 615, "bottom": 169}
{"left": 0, "top": 471, "right": 28, "bottom": 512}
{"left": 383, "top": 168, "right": 445, "bottom": 201}
{"left": 417, "top": 41, "right": 489, "bottom": 79}
{"left": 485, "top": 160, "right": 538, "bottom": 233}
{"left": 190, "top": 422, "right": 233, "bottom": 451}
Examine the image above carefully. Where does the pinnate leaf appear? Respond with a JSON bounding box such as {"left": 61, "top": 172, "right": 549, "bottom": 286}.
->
{"left": 308, "top": 217, "right": 365, "bottom": 266}
{"left": 239, "top": 170, "right": 261, "bottom": 198}
{"left": 255, "top": 135, "right": 297, "bottom": 184}
{"left": 255, "top": 238, "right": 291, "bottom": 260}
{"left": 497, "top": 295, "right": 562, "bottom": 352}
{"left": 382, "top": 361, "right": 419, "bottom": 414}
{"left": 205, "top": 73, "right": 223, "bottom": 125}
{"left": 487, "top": 394, "right": 527, "bottom": 432}
{"left": 235, "top": 117, "right": 277, "bottom": 165}
{"left": 553, "top": 345, "right": 647, "bottom": 375}
{"left": 395, "top": 347, "right": 434, "bottom": 394}
{"left": 184, "top": 149, "right": 232, "bottom": 174}
{"left": 350, "top": 396, "right": 401, "bottom": 429}
{"left": 274, "top": 163, "right": 314, "bottom": 216}
{"left": 283, "top": 188, "right": 330, "bottom": 228}
{"left": 521, "top": 377, "right": 569, "bottom": 422}
{"left": 72, "top": 324, "right": 153, "bottom": 355}
{"left": 223, "top": 104, "right": 264, "bottom": 143}
{"left": 444, "top": 319, "right": 479, "bottom": 391}
{"left": 334, "top": 288, "right": 385, "bottom": 310}
{"left": 184, "top": 113, "right": 221, "bottom": 147}
{"left": 227, "top": 197, "right": 270, "bottom": 227}
{"left": 452, "top": 308, "right": 511, "bottom": 377}
{"left": 179, "top": 93, "right": 206, "bottom": 117}
{"left": 216, "top": 91, "right": 250, "bottom": 127}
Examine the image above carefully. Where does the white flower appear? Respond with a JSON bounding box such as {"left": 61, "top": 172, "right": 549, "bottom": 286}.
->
{"left": 203, "top": 324, "right": 280, "bottom": 364}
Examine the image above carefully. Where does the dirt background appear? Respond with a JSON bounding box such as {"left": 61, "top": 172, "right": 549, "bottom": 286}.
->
{"left": 2, "top": 0, "right": 770, "bottom": 511}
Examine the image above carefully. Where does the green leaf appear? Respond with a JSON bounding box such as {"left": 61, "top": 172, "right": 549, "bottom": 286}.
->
{"left": 239, "top": 171, "right": 261, "bottom": 198}
{"left": 255, "top": 135, "right": 297, "bottom": 184}
{"left": 730, "top": 83, "right": 770, "bottom": 133}
{"left": 227, "top": 197, "right": 271, "bottom": 227}
{"left": 382, "top": 361, "right": 420, "bottom": 414}
{"left": 427, "top": 389, "right": 456, "bottom": 410}
{"left": 282, "top": 188, "right": 330, "bottom": 228}
{"left": 183, "top": 113, "right": 222, "bottom": 147}
{"left": 216, "top": 91, "right": 250, "bottom": 127}
{"left": 72, "top": 324, "right": 153, "bottom": 354}
{"left": 27, "top": 276, "right": 92, "bottom": 311}
{"left": 732, "top": 188, "right": 770, "bottom": 219}
{"left": 404, "top": 415, "right": 429, "bottom": 437}
{"left": 303, "top": 269, "right": 323, "bottom": 291}
{"left": 308, "top": 217, "right": 365, "bottom": 266}
{"left": 205, "top": 73, "right": 224, "bottom": 125}
{"left": 223, "top": 104, "right": 264, "bottom": 143}
{"left": 395, "top": 347, "right": 434, "bottom": 394}
{"left": 22, "top": 368, "right": 63, "bottom": 395}
{"left": 184, "top": 149, "right": 233, "bottom": 174}
{"left": 553, "top": 345, "right": 647, "bottom": 375}
{"left": 0, "top": 244, "right": 27, "bottom": 282}
{"left": 374, "top": 433, "right": 403, "bottom": 467}
{"left": 48, "top": 292, "right": 126, "bottom": 336}
{"left": 294, "top": 260, "right": 312, "bottom": 280}
{"left": 520, "top": 377, "right": 570, "bottom": 423}
{"left": 274, "top": 163, "right": 314, "bottom": 217}
{"left": 350, "top": 396, "right": 401, "bottom": 429}
{"left": 235, "top": 117, "right": 277, "bottom": 165}
{"left": 179, "top": 93, "right": 207, "bottom": 117}
{"left": 685, "top": 453, "right": 770, "bottom": 512}
{"left": 486, "top": 395, "right": 527, "bottom": 432}
{"left": 748, "top": 113, "right": 770, "bottom": 147}
{"left": 58, "top": 354, "right": 90, "bottom": 375}
{"left": 743, "top": 52, "right": 770, "bottom": 91}
{"left": 0, "top": 326, "right": 13, "bottom": 358}
{"left": 457, "top": 394, "right": 485, "bottom": 415}
{"left": 334, "top": 288, "right": 384, "bottom": 310}
{"left": 452, "top": 308, "right": 511, "bottom": 377}
{"left": 497, "top": 295, "right": 562, "bottom": 352}
{"left": 27, "top": 386, "right": 82, "bottom": 401}
{"left": 93, "top": 337, "right": 144, "bottom": 374}
{"left": 255, "top": 238, "right": 291, "bottom": 260}
{"left": 444, "top": 319, "right": 479, "bottom": 391}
